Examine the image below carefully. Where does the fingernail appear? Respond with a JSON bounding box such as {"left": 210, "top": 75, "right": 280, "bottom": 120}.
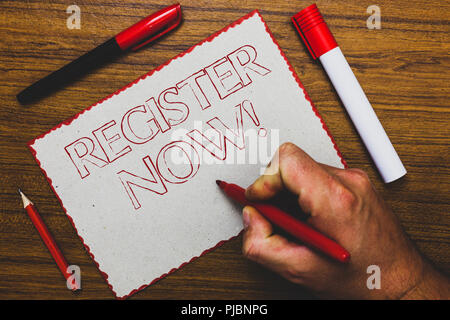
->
{"left": 243, "top": 207, "right": 251, "bottom": 229}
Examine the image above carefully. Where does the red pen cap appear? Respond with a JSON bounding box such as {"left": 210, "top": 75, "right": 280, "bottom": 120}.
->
{"left": 291, "top": 4, "right": 338, "bottom": 59}
{"left": 115, "top": 4, "right": 182, "bottom": 51}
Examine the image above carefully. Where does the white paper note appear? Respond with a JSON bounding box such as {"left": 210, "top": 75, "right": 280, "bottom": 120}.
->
{"left": 29, "top": 11, "right": 345, "bottom": 298}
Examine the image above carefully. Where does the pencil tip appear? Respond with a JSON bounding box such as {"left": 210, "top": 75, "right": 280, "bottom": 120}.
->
{"left": 18, "top": 188, "right": 32, "bottom": 208}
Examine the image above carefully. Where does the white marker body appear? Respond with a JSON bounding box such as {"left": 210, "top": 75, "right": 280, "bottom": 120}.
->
{"left": 319, "top": 47, "right": 406, "bottom": 183}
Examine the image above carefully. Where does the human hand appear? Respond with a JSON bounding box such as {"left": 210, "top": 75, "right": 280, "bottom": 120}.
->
{"left": 242, "top": 142, "right": 449, "bottom": 299}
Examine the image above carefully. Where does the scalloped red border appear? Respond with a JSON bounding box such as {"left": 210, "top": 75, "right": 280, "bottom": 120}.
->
{"left": 27, "top": 10, "right": 346, "bottom": 299}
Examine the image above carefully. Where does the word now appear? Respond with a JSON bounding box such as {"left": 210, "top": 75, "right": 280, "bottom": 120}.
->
{"left": 63, "top": 45, "right": 272, "bottom": 209}
{"left": 119, "top": 99, "right": 260, "bottom": 209}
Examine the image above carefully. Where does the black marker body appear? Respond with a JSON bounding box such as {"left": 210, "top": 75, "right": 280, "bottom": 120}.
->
{"left": 17, "top": 37, "right": 123, "bottom": 104}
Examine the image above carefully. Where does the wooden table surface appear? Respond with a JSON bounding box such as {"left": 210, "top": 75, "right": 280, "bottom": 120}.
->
{"left": 0, "top": 0, "right": 448, "bottom": 299}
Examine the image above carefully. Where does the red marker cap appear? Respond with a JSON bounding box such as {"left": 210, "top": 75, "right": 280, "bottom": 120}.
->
{"left": 115, "top": 4, "right": 182, "bottom": 51}
{"left": 291, "top": 4, "right": 338, "bottom": 60}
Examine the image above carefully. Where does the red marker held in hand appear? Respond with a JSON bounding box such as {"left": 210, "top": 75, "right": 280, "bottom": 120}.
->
{"left": 216, "top": 180, "right": 350, "bottom": 263}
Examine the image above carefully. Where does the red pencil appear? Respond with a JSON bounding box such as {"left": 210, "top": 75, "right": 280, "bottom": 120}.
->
{"left": 216, "top": 180, "right": 350, "bottom": 263}
{"left": 19, "top": 189, "right": 79, "bottom": 290}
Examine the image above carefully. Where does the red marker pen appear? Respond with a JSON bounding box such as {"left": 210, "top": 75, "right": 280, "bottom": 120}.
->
{"left": 292, "top": 4, "right": 406, "bottom": 183}
{"left": 217, "top": 180, "right": 350, "bottom": 263}
{"left": 17, "top": 3, "right": 182, "bottom": 104}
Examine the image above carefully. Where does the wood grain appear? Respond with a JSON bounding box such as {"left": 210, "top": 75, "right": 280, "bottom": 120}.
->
{"left": 0, "top": 0, "right": 448, "bottom": 299}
